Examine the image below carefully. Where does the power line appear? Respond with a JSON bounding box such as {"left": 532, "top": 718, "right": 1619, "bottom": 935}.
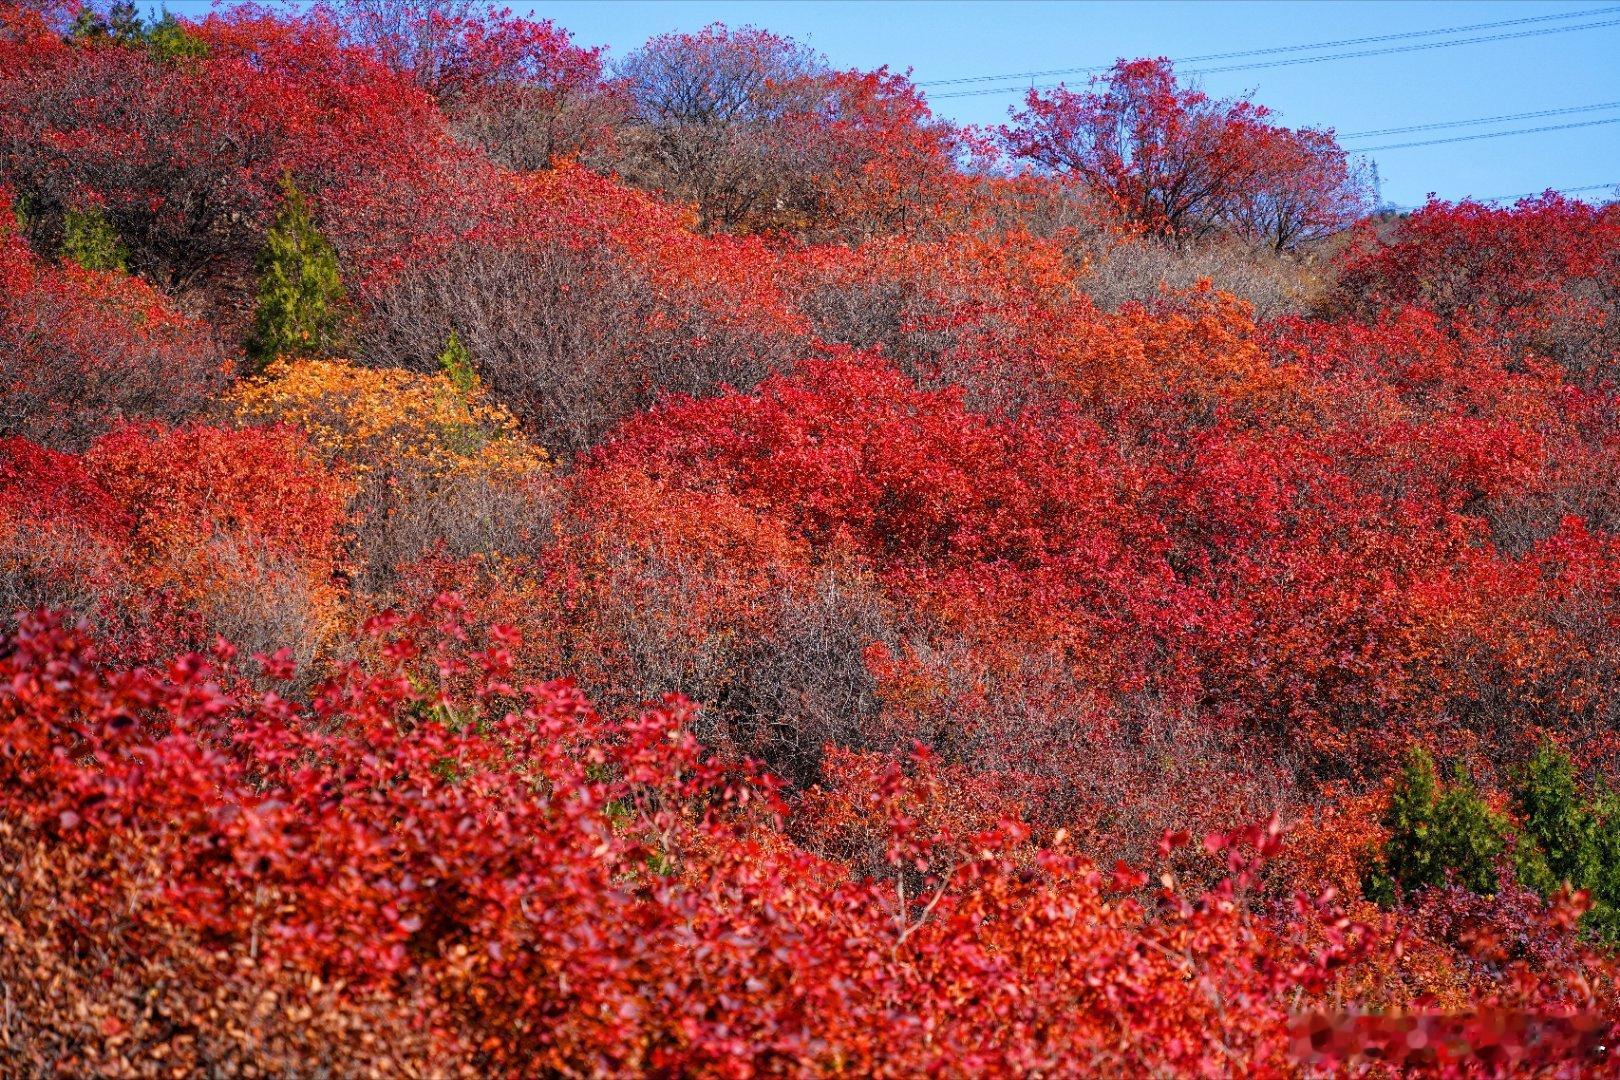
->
{"left": 1349, "top": 114, "right": 1620, "bottom": 152}
{"left": 1386, "top": 182, "right": 1620, "bottom": 211}
{"left": 918, "top": 4, "right": 1620, "bottom": 87}
{"left": 927, "top": 18, "right": 1620, "bottom": 100}
{"left": 1342, "top": 100, "right": 1620, "bottom": 139}
{"left": 1483, "top": 182, "right": 1617, "bottom": 201}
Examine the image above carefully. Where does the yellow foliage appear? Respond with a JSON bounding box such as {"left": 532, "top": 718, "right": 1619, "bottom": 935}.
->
{"left": 228, "top": 358, "right": 549, "bottom": 483}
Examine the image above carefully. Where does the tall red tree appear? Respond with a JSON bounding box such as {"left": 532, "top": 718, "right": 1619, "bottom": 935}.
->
{"left": 1003, "top": 57, "right": 1370, "bottom": 250}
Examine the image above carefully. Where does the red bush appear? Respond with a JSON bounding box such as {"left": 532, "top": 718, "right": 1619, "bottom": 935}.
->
{"left": 1331, "top": 194, "right": 1620, "bottom": 382}
{"left": 6, "top": 606, "right": 1526, "bottom": 1076}
{"left": 0, "top": 226, "right": 224, "bottom": 449}
{"left": 0, "top": 7, "right": 450, "bottom": 293}
{"left": 0, "top": 424, "right": 351, "bottom": 665}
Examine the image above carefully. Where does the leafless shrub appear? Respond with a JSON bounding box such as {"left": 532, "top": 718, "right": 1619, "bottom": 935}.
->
{"left": 1080, "top": 237, "right": 1317, "bottom": 321}
{"left": 790, "top": 245, "right": 1061, "bottom": 416}
{"left": 1075, "top": 694, "right": 1301, "bottom": 875}
{"left": 0, "top": 512, "right": 336, "bottom": 681}
{"left": 612, "top": 26, "right": 828, "bottom": 234}
{"left": 450, "top": 86, "right": 628, "bottom": 172}
{"left": 851, "top": 633, "right": 1300, "bottom": 870}
{"left": 719, "top": 567, "right": 897, "bottom": 787}
{"left": 352, "top": 464, "right": 559, "bottom": 594}
{"left": 0, "top": 522, "right": 111, "bottom": 621}
{"left": 582, "top": 542, "right": 768, "bottom": 718}
{"left": 561, "top": 530, "right": 896, "bottom": 787}
{"left": 795, "top": 272, "right": 954, "bottom": 373}
{"left": 193, "top": 536, "right": 334, "bottom": 685}
{"left": 972, "top": 175, "right": 1121, "bottom": 253}
{"left": 359, "top": 238, "right": 798, "bottom": 457}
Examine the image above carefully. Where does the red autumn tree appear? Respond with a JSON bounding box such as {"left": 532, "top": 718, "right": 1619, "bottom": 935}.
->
{"left": 613, "top": 23, "right": 827, "bottom": 233}
{"left": 1003, "top": 57, "right": 1371, "bottom": 250}
{"left": 1226, "top": 123, "right": 1374, "bottom": 252}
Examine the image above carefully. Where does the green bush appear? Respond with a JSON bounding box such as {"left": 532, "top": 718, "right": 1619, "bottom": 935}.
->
{"left": 61, "top": 207, "right": 128, "bottom": 272}
{"left": 1365, "top": 748, "right": 1507, "bottom": 904}
{"left": 144, "top": 12, "right": 210, "bottom": 61}
{"left": 1513, "top": 742, "right": 1620, "bottom": 943}
{"left": 1369, "top": 741, "right": 1620, "bottom": 944}
{"left": 437, "top": 329, "right": 480, "bottom": 398}
{"left": 1514, "top": 741, "right": 1595, "bottom": 895}
{"left": 247, "top": 177, "right": 348, "bottom": 370}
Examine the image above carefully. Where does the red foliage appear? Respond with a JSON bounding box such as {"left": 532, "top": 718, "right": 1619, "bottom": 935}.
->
{"left": 0, "top": 6, "right": 449, "bottom": 290}
{"left": 0, "top": 436, "right": 123, "bottom": 534}
{"left": 83, "top": 424, "right": 350, "bottom": 572}
{"left": 1004, "top": 57, "right": 1370, "bottom": 249}
{"left": 785, "top": 65, "right": 974, "bottom": 241}
{"left": 0, "top": 607, "right": 1445, "bottom": 1075}
{"left": 1333, "top": 193, "right": 1620, "bottom": 382}
{"left": 0, "top": 224, "right": 224, "bottom": 449}
{"left": 0, "top": 424, "right": 351, "bottom": 663}
{"left": 321, "top": 0, "right": 622, "bottom": 170}
{"left": 322, "top": 1, "right": 604, "bottom": 101}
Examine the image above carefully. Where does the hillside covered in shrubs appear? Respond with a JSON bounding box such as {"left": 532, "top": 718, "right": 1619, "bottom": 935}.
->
{"left": 3, "top": 1, "right": 1620, "bottom": 1073}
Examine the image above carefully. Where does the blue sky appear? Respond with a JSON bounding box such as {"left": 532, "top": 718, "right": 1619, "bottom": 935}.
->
{"left": 163, "top": 0, "right": 1620, "bottom": 208}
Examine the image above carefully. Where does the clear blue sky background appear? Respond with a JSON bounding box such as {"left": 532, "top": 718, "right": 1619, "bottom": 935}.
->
{"left": 162, "top": 0, "right": 1620, "bottom": 209}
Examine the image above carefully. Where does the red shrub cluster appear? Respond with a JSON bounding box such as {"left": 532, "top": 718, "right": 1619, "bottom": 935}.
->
{"left": 0, "top": 424, "right": 351, "bottom": 666}
{"left": 0, "top": 224, "right": 224, "bottom": 449}
{"left": 9, "top": 607, "right": 1520, "bottom": 1075}
{"left": 0, "top": 2, "right": 455, "bottom": 330}
{"left": 1332, "top": 194, "right": 1620, "bottom": 383}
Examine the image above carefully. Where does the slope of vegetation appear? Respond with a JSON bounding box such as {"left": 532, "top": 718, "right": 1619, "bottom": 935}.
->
{"left": 3, "top": 1, "right": 1620, "bottom": 1073}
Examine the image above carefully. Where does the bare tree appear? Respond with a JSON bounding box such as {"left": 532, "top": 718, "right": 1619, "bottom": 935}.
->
{"left": 614, "top": 25, "right": 829, "bottom": 232}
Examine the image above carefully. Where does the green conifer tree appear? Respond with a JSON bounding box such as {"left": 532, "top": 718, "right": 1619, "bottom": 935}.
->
{"left": 437, "top": 329, "right": 481, "bottom": 398}
{"left": 1582, "top": 796, "right": 1620, "bottom": 943}
{"left": 68, "top": 1, "right": 145, "bottom": 45}
{"left": 10, "top": 192, "right": 37, "bottom": 236}
{"left": 61, "top": 206, "right": 128, "bottom": 272}
{"left": 1509, "top": 743, "right": 1620, "bottom": 943}
{"left": 1365, "top": 747, "right": 1442, "bottom": 905}
{"left": 145, "top": 11, "right": 210, "bottom": 62}
{"left": 1365, "top": 748, "right": 1507, "bottom": 904}
{"left": 1432, "top": 761, "right": 1508, "bottom": 894}
{"left": 434, "top": 329, "right": 496, "bottom": 454}
{"left": 247, "top": 176, "right": 347, "bottom": 371}
{"left": 1514, "top": 741, "right": 1595, "bottom": 895}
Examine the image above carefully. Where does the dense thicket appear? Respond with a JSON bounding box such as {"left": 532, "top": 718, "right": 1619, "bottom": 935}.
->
{"left": 3, "top": 1, "right": 1619, "bottom": 1073}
